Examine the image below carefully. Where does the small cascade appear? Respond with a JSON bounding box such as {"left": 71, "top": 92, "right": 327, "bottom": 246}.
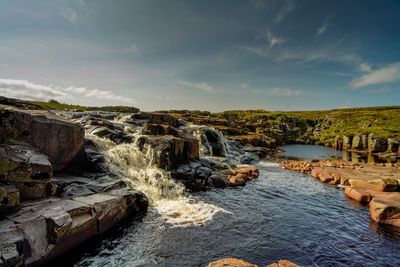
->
{"left": 90, "top": 131, "right": 229, "bottom": 227}
{"left": 191, "top": 125, "right": 258, "bottom": 165}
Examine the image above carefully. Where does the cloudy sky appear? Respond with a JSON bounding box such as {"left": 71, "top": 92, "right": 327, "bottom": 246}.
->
{"left": 0, "top": 0, "right": 399, "bottom": 111}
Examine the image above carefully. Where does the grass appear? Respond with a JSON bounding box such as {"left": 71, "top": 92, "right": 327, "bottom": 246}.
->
{"left": 29, "top": 100, "right": 139, "bottom": 113}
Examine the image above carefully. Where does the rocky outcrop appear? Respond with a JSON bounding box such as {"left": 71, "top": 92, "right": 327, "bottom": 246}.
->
{"left": 368, "top": 134, "right": 387, "bottom": 153}
{"left": 0, "top": 105, "right": 85, "bottom": 171}
{"left": 137, "top": 135, "right": 199, "bottom": 169}
{"left": 351, "top": 134, "right": 367, "bottom": 150}
{"left": 342, "top": 135, "right": 353, "bottom": 150}
{"left": 124, "top": 112, "right": 180, "bottom": 127}
{"left": 227, "top": 166, "right": 259, "bottom": 186}
{"left": 0, "top": 145, "right": 55, "bottom": 202}
{"left": 2, "top": 190, "right": 148, "bottom": 266}
{"left": 231, "top": 134, "right": 276, "bottom": 149}
{"left": 369, "top": 192, "right": 400, "bottom": 228}
{"left": 206, "top": 258, "right": 301, "bottom": 267}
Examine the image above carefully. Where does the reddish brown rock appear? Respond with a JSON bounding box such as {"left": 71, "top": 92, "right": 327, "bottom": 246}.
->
{"left": 227, "top": 166, "right": 259, "bottom": 186}
{"left": 369, "top": 192, "right": 400, "bottom": 227}
{"left": 207, "top": 258, "right": 257, "bottom": 267}
{"left": 344, "top": 188, "right": 372, "bottom": 203}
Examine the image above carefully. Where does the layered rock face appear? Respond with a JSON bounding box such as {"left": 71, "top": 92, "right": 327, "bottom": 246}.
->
{"left": 0, "top": 99, "right": 149, "bottom": 266}
{"left": 1, "top": 105, "right": 85, "bottom": 171}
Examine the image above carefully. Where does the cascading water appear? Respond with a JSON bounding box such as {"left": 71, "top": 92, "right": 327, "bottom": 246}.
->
{"left": 191, "top": 125, "right": 258, "bottom": 165}
{"left": 89, "top": 127, "right": 228, "bottom": 227}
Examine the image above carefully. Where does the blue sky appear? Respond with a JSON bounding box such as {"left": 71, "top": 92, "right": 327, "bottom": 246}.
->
{"left": 0, "top": 0, "right": 399, "bottom": 111}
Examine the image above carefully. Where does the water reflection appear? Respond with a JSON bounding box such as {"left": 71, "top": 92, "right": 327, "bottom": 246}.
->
{"left": 277, "top": 144, "right": 398, "bottom": 163}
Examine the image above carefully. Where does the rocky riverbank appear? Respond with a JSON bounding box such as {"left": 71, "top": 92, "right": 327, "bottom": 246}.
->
{"left": 0, "top": 97, "right": 262, "bottom": 266}
{"left": 281, "top": 159, "right": 400, "bottom": 228}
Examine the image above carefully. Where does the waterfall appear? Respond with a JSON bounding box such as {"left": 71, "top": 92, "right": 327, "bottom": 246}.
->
{"left": 90, "top": 133, "right": 228, "bottom": 227}
{"left": 191, "top": 125, "right": 258, "bottom": 165}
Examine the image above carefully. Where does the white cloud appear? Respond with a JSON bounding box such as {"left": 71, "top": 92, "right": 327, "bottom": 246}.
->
{"left": 176, "top": 80, "right": 213, "bottom": 92}
{"left": 267, "top": 31, "right": 288, "bottom": 48}
{"left": 359, "top": 63, "right": 372, "bottom": 72}
{"left": 350, "top": 62, "right": 400, "bottom": 89}
{"left": 275, "top": 0, "right": 295, "bottom": 23}
{"left": 60, "top": 6, "right": 77, "bottom": 25}
{"left": 317, "top": 20, "right": 329, "bottom": 36}
{"left": 269, "top": 88, "right": 304, "bottom": 96}
{"left": 0, "top": 78, "right": 136, "bottom": 104}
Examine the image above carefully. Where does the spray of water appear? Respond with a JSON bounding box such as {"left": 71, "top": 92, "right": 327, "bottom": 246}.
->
{"left": 91, "top": 135, "right": 229, "bottom": 227}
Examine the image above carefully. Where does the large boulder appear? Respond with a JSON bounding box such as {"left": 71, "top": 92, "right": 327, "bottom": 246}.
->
{"left": 123, "top": 112, "right": 180, "bottom": 127}
{"left": 137, "top": 135, "right": 199, "bottom": 169}
{"left": 0, "top": 105, "right": 85, "bottom": 171}
{"left": 369, "top": 192, "right": 400, "bottom": 228}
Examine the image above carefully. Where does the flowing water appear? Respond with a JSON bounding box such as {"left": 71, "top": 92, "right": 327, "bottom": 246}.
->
{"left": 58, "top": 141, "right": 400, "bottom": 267}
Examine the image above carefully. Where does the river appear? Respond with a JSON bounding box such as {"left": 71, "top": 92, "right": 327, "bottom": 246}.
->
{"left": 52, "top": 144, "right": 400, "bottom": 267}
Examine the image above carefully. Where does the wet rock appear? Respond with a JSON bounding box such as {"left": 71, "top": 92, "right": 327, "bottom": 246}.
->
{"left": 137, "top": 135, "right": 199, "bottom": 169}
{"left": 344, "top": 188, "right": 372, "bottom": 203}
{"left": 349, "top": 178, "right": 398, "bottom": 192}
{"left": 0, "top": 184, "right": 20, "bottom": 215}
{"left": 207, "top": 258, "right": 257, "bottom": 267}
{"left": 0, "top": 105, "right": 85, "bottom": 171}
{"left": 369, "top": 192, "right": 400, "bottom": 227}
{"left": 124, "top": 112, "right": 180, "bottom": 127}
{"left": 266, "top": 260, "right": 302, "bottom": 267}
{"left": 0, "top": 220, "right": 24, "bottom": 267}
{"left": 227, "top": 166, "right": 259, "bottom": 187}
{"left": 143, "top": 123, "right": 178, "bottom": 136}
{"left": 171, "top": 162, "right": 211, "bottom": 191}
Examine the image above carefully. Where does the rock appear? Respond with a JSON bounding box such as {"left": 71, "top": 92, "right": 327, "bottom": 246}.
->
{"left": 0, "top": 220, "right": 24, "bottom": 266}
{"left": 351, "top": 134, "right": 367, "bottom": 150}
{"left": 344, "top": 188, "right": 372, "bottom": 203}
{"left": 0, "top": 145, "right": 52, "bottom": 183}
{"left": 124, "top": 112, "right": 180, "bottom": 127}
{"left": 137, "top": 135, "right": 199, "bottom": 169}
{"left": 0, "top": 105, "right": 85, "bottom": 171}
{"left": 369, "top": 192, "right": 400, "bottom": 227}
{"left": 143, "top": 123, "right": 178, "bottom": 136}
{"left": 266, "top": 260, "right": 302, "bottom": 267}
{"left": 349, "top": 178, "right": 398, "bottom": 192}
{"left": 368, "top": 134, "right": 387, "bottom": 153}
{"left": 0, "top": 184, "right": 20, "bottom": 215}
{"left": 227, "top": 166, "right": 259, "bottom": 186}
{"left": 209, "top": 174, "right": 227, "bottom": 188}
{"left": 231, "top": 134, "right": 276, "bottom": 149}
{"left": 342, "top": 135, "right": 353, "bottom": 150}
{"left": 207, "top": 258, "right": 257, "bottom": 267}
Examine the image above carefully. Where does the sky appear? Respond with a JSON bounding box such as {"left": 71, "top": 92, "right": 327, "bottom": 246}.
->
{"left": 0, "top": 0, "right": 400, "bottom": 111}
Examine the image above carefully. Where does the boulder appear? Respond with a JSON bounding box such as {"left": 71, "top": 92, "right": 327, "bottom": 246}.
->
{"left": 369, "top": 192, "right": 400, "bottom": 227}
{"left": 266, "top": 260, "right": 302, "bottom": 267}
{"left": 0, "top": 105, "right": 85, "bottom": 171}
{"left": 143, "top": 123, "right": 179, "bottom": 136}
{"left": 344, "top": 188, "right": 371, "bottom": 203}
{"left": 349, "top": 178, "right": 398, "bottom": 192}
{"left": 207, "top": 258, "right": 257, "bottom": 267}
{"left": 227, "top": 166, "right": 259, "bottom": 186}
{"left": 137, "top": 135, "right": 199, "bottom": 169}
